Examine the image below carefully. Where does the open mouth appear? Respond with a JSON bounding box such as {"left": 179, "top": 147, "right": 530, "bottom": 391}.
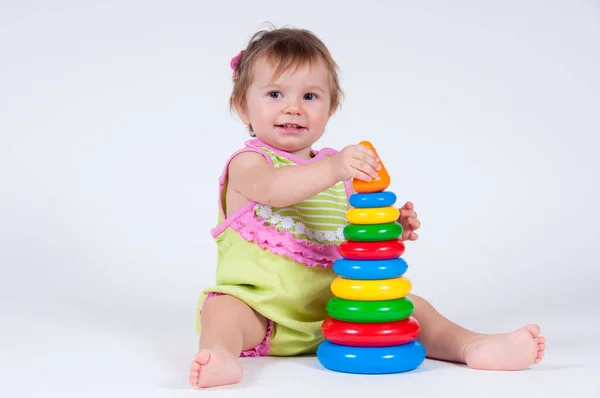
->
{"left": 276, "top": 123, "right": 306, "bottom": 132}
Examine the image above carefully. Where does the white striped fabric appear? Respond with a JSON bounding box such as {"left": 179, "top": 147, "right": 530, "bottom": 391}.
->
{"left": 253, "top": 147, "right": 349, "bottom": 244}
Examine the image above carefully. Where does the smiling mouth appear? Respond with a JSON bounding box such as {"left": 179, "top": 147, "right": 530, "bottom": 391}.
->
{"left": 276, "top": 123, "right": 305, "bottom": 130}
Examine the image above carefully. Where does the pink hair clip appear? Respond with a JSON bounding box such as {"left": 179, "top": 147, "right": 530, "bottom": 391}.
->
{"left": 230, "top": 50, "right": 245, "bottom": 71}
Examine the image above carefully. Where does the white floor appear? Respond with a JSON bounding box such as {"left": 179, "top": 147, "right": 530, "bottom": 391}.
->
{"left": 3, "top": 296, "right": 599, "bottom": 398}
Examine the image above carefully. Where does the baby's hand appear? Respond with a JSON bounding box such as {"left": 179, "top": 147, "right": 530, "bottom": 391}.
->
{"left": 332, "top": 144, "right": 381, "bottom": 182}
{"left": 398, "top": 201, "right": 420, "bottom": 241}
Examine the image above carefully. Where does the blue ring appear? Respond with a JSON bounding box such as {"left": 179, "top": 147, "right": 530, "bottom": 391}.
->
{"left": 317, "top": 340, "right": 426, "bottom": 374}
{"left": 333, "top": 258, "right": 408, "bottom": 280}
{"left": 349, "top": 191, "right": 397, "bottom": 208}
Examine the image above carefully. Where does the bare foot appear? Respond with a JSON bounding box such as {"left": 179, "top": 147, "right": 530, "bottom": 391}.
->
{"left": 463, "top": 324, "right": 545, "bottom": 371}
{"left": 189, "top": 346, "right": 243, "bottom": 388}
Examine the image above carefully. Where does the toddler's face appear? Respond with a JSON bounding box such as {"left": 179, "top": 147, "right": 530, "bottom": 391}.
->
{"left": 239, "top": 56, "right": 334, "bottom": 157}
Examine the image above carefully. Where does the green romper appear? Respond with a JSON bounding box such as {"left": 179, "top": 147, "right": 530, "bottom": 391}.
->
{"left": 196, "top": 138, "right": 350, "bottom": 356}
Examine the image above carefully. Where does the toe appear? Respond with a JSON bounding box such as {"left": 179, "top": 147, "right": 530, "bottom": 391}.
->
{"left": 538, "top": 336, "right": 545, "bottom": 344}
{"left": 195, "top": 350, "right": 211, "bottom": 365}
{"left": 538, "top": 351, "right": 544, "bottom": 359}
{"left": 526, "top": 324, "right": 541, "bottom": 337}
{"left": 535, "top": 347, "right": 545, "bottom": 363}
{"left": 189, "top": 373, "right": 199, "bottom": 387}
{"left": 538, "top": 343, "right": 545, "bottom": 351}
{"left": 190, "top": 362, "right": 200, "bottom": 371}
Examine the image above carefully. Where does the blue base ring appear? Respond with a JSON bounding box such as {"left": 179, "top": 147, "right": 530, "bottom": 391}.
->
{"left": 317, "top": 340, "right": 426, "bottom": 374}
{"left": 349, "top": 191, "right": 397, "bottom": 208}
{"left": 333, "top": 258, "right": 408, "bottom": 280}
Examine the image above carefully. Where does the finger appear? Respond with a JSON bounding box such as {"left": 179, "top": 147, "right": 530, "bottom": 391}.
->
{"left": 353, "top": 159, "right": 379, "bottom": 179}
{"left": 355, "top": 144, "right": 377, "bottom": 157}
{"left": 402, "top": 201, "right": 414, "bottom": 210}
{"left": 353, "top": 149, "right": 380, "bottom": 170}
{"left": 401, "top": 229, "right": 418, "bottom": 241}
{"left": 410, "top": 217, "right": 421, "bottom": 230}
{"left": 354, "top": 147, "right": 380, "bottom": 169}
{"left": 400, "top": 217, "right": 419, "bottom": 231}
{"left": 400, "top": 210, "right": 417, "bottom": 219}
{"left": 351, "top": 168, "right": 372, "bottom": 182}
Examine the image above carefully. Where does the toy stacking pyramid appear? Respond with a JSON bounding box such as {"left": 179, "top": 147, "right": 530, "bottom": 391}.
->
{"left": 316, "top": 141, "right": 426, "bottom": 374}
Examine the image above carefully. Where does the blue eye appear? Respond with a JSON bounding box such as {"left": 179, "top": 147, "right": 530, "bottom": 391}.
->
{"left": 304, "top": 93, "right": 318, "bottom": 100}
{"left": 268, "top": 91, "right": 282, "bottom": 98}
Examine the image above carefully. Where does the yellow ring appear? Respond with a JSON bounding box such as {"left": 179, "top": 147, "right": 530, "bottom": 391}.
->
{"left": 331, "top": 276, "right": 412, "bottom": 301}
{"left": 346, "top": 206, "right": 399, "bottom": 224}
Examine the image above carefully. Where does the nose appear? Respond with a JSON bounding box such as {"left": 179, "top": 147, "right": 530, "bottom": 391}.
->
{"left": 283, "top": 97, "right": 303, "bottom": 115}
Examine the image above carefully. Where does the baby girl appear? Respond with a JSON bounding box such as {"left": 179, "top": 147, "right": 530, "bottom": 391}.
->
{"left": 189, "top": 26, "right": 545, "bottom": 388}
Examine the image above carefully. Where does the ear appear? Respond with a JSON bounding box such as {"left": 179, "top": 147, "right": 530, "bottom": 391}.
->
{"left": 328, "top": 103, "right": 338, "bottom": 118}
{"left": 232, "top": 95, "right": 251, "bottom": 126}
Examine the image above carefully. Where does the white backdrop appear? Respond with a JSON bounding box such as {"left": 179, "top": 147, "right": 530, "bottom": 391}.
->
{"left": 1, "top": 1, "right": 599, "bottom": 397}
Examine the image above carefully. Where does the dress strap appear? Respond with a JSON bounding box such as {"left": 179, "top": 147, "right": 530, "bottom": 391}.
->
{"left": 343, "top": 180, "right": 352, "bottom": 198}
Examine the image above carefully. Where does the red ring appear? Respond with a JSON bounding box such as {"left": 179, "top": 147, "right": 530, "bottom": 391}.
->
{"left": 322, "top": 317, "right": 420, "bottom": 347}
{"left": 339, "top": 239, "right": 405, "bottom": 260}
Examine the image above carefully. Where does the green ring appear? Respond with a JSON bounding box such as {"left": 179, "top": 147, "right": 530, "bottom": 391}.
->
{"left": 326, "top": 296, "right": 414, "bottom": 323}
{"left": 343, "top": 222, "right": 403, "bottom": 241}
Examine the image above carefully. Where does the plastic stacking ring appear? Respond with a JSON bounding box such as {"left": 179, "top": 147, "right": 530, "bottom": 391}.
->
{"left": 333, "top": 258, "right": 408, "bottom": 280}
{"left": 331, "top": 276, "right": 412, "bottom": 301}
{"left": 349, "top": 191, "right": 397, "bottom": 208}
{"left": 346, "top": 206, "right": 399, "bottom": 224}
{"left": 322, "top": 317, "right": 420, "bottom": 347}
{"left": 326, "top": 297, "right": 414, "bottom": 323}
{"left": 317, "top": 339, "right": 426, "bottom": 374}
{"left": 339, "top": 239, "right": 405, "bottom": 260}
{"left": 343, "top": 222, "right": 402, "bottom": 241}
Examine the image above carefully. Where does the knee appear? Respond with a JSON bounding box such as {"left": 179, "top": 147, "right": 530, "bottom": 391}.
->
{"left": 408, "top": 293, "right": 423, "bottom": 302}
{"left": 408, "top": 293, "right": 430, "bottom": 308}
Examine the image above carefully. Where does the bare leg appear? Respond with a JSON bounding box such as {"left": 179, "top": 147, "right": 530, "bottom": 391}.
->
{"left": 409, "top": 294, "right": 545, "bottom": 370}
{"left": 189, "top": 295, "right": 268, "bottom": 388}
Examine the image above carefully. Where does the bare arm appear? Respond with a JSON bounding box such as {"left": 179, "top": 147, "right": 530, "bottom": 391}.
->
{"left": 228, "top": 144, "right": 381, "bottom": 208}
{"left": 227, "top": 151, "right": 340, "bottom": 208}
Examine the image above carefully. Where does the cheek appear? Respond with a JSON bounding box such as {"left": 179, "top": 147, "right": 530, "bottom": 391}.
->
{"left": 308, "top": 103, "right": 331, "bottom": 124}
{"left": 256, "top": 99, "right": 280, "bottom": 117}
{"left": 249, "top": 101, "right": 273, "bottom": 124}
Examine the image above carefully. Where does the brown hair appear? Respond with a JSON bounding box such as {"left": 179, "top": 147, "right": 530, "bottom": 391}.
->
{"left": 229, "top": 26, "right": 344, "bottom": 135}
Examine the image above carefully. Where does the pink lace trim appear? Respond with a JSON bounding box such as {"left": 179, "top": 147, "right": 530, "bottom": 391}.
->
{"left": 202, "top": 292, "right": 273, "bottom": 357}
{"left": 228, "top": 210, "right": 342, "bottom": 268}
